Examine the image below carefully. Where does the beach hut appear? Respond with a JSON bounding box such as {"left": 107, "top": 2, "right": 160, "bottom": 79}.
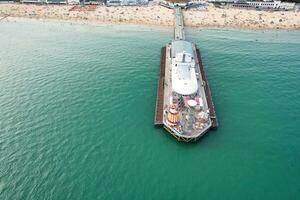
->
{"left": 106, "top": 0, "right": 121, "bottom": 6}
{"left": 20, "top": 0, "right": 46, "bottom": 4}
{"left": 68, "top": 0, "right": 80, "bottom": 4}
{"left": 47, "top": 0, "right": 67, "bottom": 4}
{"left": 295, "top": 4, "right": 300, "bottom": 12}
{"left": 83, "top": 0, "right": 104, "bottom": 5}
{"left": 106, "top": 0, "right": 148, "bottom": 6}
{"left": 230, "top": 1, "right": 296, "bottom": 11}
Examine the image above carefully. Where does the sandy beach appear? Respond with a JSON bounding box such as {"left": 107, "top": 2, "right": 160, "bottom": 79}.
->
{"left": 0, "top": 4, "right": 299, "bottom": 29}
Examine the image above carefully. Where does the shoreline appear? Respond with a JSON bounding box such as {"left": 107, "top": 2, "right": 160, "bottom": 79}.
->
{"left": 3, "top": 16, "right": 300, "bottom": 33}
{"left": 0, "top": 4, "right": 299, "bottom": 30}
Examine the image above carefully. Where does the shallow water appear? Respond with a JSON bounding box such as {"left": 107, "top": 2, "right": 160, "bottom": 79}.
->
{"left": 0, "top": 21, "right": 300, "bottom": 200}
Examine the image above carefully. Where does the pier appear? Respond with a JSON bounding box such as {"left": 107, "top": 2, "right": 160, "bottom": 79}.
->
{"left": 154, "top": 6, "right": 218, "bottom": 141}
{"left": 174, "top": 7, "right": 185, "bottom": 40}
{"left": 154, "top": 47, "right": 166, "bottom": 126}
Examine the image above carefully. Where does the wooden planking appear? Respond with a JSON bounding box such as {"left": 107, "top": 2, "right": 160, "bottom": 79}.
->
{"left": 154, "top": 46, "right": 166, "bottom": 126}
{"left": 196, "top": 48, "right": 219, "bottom": 129}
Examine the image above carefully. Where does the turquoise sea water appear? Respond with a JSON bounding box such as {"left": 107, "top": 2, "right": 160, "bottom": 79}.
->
{"left": 0, "top": 20, "right": 300, "bottom": 200}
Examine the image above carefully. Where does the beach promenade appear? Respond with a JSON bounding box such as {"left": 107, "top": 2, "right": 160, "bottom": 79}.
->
{"left": 0, "top": 4, "right": 299, "bottom": 29}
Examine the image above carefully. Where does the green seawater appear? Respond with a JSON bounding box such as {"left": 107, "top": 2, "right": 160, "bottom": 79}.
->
{"left": 0, "top": 20, "right": 300, "bottom": 200}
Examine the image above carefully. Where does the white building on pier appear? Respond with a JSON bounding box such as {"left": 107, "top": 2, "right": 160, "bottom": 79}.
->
{"left": 171, "top": 40, "right": 198, "bottom": 96}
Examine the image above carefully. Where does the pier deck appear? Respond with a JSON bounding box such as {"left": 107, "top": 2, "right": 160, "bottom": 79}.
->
{"left": 154, "top": 47, "right": 166, "bottom": 126}
{"left": 196, "top": 48, "right": 218, "bottom": 128}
